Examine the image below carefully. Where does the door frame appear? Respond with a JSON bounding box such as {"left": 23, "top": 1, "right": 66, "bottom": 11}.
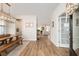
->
{"left": 58, "top": 15, "right": 69, "bottom": 48}
{"left": 69, "top": 15, "right": 77, "bottom": 56}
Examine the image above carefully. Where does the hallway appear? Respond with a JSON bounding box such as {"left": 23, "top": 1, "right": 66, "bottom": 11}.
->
{"left": 19, "top": 36, "right": 69, "bottom": 56}
{"left": 0, "top": 3, "right": 78, "bottom": 56}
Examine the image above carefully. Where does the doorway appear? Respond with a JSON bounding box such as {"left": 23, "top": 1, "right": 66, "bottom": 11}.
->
{"left": 69, "top": 14, "right": 78, "bottom": 56}
{"left": 58, "top": 13, "right": 77, "bottom": 56}
{"left": 58, "top": 13, "right": 69, "bottom": 48}
{"left": 70, "top": 11, "right": 79, "bottom": 56}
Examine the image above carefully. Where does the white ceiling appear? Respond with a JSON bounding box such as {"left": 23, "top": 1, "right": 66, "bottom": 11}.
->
{"left": 11, "top": 3, "right": 59, "bottom": 26}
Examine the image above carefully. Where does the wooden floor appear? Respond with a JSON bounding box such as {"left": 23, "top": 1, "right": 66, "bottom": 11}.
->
{"left": 20, "top": 36, "right": 69, "bottom": 56}
{"left": 75, "top": 48, "right": 79, "bottom": 56}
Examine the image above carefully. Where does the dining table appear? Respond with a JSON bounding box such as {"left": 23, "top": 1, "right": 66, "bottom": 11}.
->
{"left": 0, "top": 34, "right": 22, "bottom": 46}
{"left": 0, "top": 35, "right": 15, "bottom": 45}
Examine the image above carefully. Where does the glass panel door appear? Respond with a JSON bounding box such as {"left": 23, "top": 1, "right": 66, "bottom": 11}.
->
{"left": 59, "top": 16, "right": 69, "bottom": 47}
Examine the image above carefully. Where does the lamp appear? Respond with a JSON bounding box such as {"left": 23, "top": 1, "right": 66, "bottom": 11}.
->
{"left": 66, "top": 3, "right": 79, "bottom": 15}
{"left": 8, "top": 4, "right": 11, "bottom": 21}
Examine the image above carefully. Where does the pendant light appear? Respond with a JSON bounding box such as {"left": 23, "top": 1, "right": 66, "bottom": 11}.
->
{"left": 8, "top": 3, "right": 11, "bottom": 21}
{"left": 0, "top": 3, "right": 4, "bottom": 19}
{"left": 66, "top": 3, "right": 79, "bottom": 15}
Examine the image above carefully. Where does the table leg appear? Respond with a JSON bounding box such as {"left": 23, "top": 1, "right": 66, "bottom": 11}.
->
{"left": 9, "top": 39, "right": 12, "bottom": 43}
{"left": 0, "top": 40, "right": 5, "bottom": 45}
{"left": 5, "top": 40, "right": 7, "bottom": 44}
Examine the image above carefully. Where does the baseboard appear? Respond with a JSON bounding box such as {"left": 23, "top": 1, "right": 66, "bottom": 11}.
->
{"left": 23, "top": 39, "right": 37, "bottom": 41}
{"left": 50, "top": 39, "right": 59, "bottom": 47}
{"left": 59, "top": 44, "right": 69, "bottom": 48}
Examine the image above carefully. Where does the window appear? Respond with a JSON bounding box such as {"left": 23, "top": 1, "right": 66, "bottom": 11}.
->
{"left": 0, "top": 19, "right": 7, "bottom": 35}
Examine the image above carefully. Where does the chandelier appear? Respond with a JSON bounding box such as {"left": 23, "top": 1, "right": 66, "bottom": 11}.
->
{"left": 0, "top": 3, "right": 12, "bottom": 21}
{"left": 66, "top": 3, "right": 79, "bottom": 15}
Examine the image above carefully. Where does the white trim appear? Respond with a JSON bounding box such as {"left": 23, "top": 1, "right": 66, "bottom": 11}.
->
{"left": 50, "top": 39, "right": 59, "bottom": 47}
{"left": 23, "top": 39, "right": 37, "bottom": 41}
{"left": 59, "top": 44, "right": 69, "bottom": 48}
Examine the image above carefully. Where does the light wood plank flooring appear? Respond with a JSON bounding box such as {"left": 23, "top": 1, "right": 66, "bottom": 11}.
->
{"left": 75, "top": 48, "right": 79, "bottom": 56}
{"left": 20, "top": 36, "right": 69, "bottom": 56}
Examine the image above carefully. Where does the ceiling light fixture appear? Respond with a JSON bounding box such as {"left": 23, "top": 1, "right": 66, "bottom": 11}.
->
{"left": 0, "top": 3, "right": 14, "bottom": 22}
{"left": 66, "top": 3, "right": 79, "bottom": 15}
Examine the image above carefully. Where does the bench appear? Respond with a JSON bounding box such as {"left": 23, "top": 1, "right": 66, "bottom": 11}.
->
{"left": 0, "top": 34, "right": 11, "bottom": 45}
{"left": 0, "top": 36, "right": 23, "bottom": 56}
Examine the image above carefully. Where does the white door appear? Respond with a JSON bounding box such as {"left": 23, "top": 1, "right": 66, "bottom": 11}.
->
{"left": 59, "top": 16, "right": 69, "bottom": 47}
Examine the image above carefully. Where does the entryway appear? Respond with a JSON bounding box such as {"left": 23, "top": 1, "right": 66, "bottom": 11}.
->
{"left": 58, "top": 13, "right": 69, "bottom": 48}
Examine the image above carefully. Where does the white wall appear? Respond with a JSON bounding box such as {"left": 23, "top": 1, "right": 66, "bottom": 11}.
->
{"left": 20, "top": 15, "right": 37, "bottom": 41}
{"left": 50, "top": 3, "right": 79, "bottom": 50}
{"left": 7, "top": 19, "right": 16, "bottom": 35}
{"left": 50, "top": 3, "right": 66, "bottom": 46}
